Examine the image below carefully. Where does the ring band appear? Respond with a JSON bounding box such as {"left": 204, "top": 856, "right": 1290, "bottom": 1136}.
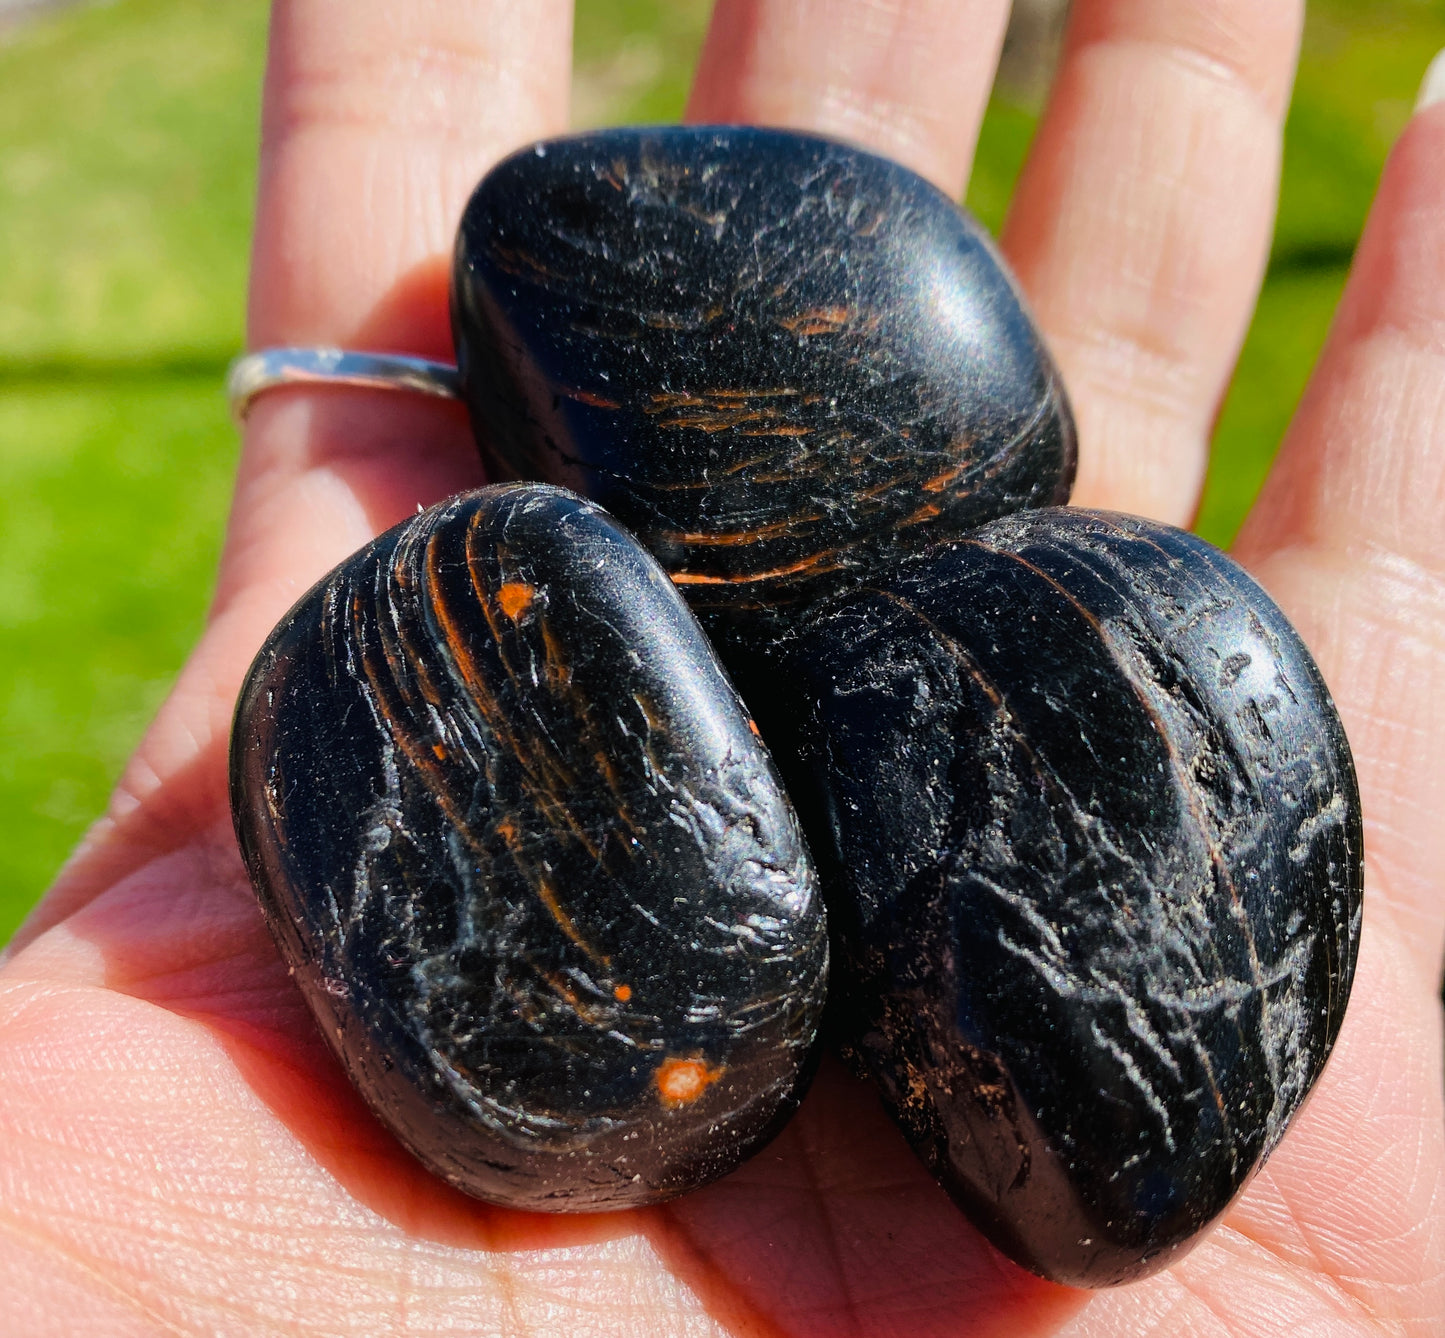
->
{"left": 226, "top": 347, "right": 463, "bottom": 421}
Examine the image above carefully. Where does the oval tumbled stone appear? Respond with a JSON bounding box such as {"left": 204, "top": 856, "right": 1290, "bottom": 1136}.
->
{"left": 764, "top": 509, "right": 1362, "bottom": 1287}
{"left": 230, "top": 484, "right": 829, "bottom": 1211}
{"left": 452, "top": 126, "right": 1075, "bottom": 646}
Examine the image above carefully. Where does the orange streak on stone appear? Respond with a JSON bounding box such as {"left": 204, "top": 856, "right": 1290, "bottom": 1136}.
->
{"left": 669, "top": 550, "right": 841, "bottom": 585}
{"left": 897, "top": 503, "right": 942, "bottom": 528}
{"left": 779, "top": 306, "right": 852, "bottom": 335}
{"left": 566, "top": 389, "right": 622, "bottom": 409}
{"left": 536, "top": 878, "right": 605, "bottom": 964}
{"left": 657, "top": 516, "right": 813, "bottom": 547}
{"left": 922, "top": 464, "right": 966, "bottom": 493}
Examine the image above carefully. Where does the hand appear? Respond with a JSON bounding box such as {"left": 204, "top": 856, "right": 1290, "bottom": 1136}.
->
{"left": 3, "top": 2, "right": 1441, "bottom": 1333}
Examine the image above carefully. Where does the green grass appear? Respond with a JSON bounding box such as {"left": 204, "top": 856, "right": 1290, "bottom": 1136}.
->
{"left": 0, "top": 0, "right": 264, "bottom": 362}
{"left": 0, "top": 376, "right": 236, "bottom": 901}
{"left": 1, "top": 0, "right": 1440, "bottom": 940}
{"left": 0, "top": 0, "right": 266, "bottom": 940}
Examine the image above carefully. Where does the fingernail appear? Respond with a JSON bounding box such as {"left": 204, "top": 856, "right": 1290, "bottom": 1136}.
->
{"left": 1416, "top": 48, "right": 1445, "bottom": 112}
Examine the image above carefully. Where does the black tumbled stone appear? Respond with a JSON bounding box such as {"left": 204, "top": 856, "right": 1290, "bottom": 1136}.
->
{"left": 451, "top": 126, "right": 1075, "bottom": 648}
{"left": 763, "top": 509, "right": 1362, "bottom": 1287}
{"left": 230, "top": 485, "right": 829, "bottom": 1211}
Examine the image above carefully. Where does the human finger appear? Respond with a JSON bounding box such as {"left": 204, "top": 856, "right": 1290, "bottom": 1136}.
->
{"left": 685, "top": 0, "right": 1012, "bottom": 198}
{"left": 1002, "top": 0, "right": 1304, "bottom": 524}
{"left": 221, "top": 0, "right": 573, "bottom": 614}
{"left": 1234, "top": 87, "right": 1445, "bottom": 989}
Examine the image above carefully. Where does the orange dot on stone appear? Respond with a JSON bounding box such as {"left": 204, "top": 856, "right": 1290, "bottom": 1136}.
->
{"left": 654, "top": 1056, "right": 723, "bottom": 1108}
{"left": 613, "top": 984, "right": 632, "bottom": 1002}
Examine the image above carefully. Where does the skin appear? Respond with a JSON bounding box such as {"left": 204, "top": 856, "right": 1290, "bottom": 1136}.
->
{"left": 1, "top": 0, "right": 1442, "bottom": 1332}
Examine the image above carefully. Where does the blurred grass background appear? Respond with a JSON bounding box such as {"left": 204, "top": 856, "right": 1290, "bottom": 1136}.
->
{"left": 0, "top": 0, "right": 1441, "bottom": 941}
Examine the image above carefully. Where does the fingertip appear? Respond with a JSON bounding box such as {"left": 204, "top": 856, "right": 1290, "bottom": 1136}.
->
{"left": 684, "top": 0, "right": 1011, "bottom": 199}
{"left": 1414, "top": 46, "right": 1445, "bottom": 114}
{"left": 1329, "top": 98, "right": 1445, "bottom": 354}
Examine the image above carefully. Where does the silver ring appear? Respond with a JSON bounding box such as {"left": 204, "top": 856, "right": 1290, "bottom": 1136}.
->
{"left": 226, "top": 347, "right": 463, "bottom": 421}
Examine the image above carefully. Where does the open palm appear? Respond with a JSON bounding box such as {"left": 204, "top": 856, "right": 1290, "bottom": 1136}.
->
{"left": 2, "top": 2, "right": 1442, "bottom": 1333}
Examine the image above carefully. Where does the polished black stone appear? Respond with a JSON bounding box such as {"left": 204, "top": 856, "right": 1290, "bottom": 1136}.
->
{"left": 761, "top": 509, "right": 1362, "bottom": 1287}
{"left": 230, "top": 485, "right": 829, "bottom": 1211}
{"left": 452, "top": 126, "right": 1075, "bottom": 650}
